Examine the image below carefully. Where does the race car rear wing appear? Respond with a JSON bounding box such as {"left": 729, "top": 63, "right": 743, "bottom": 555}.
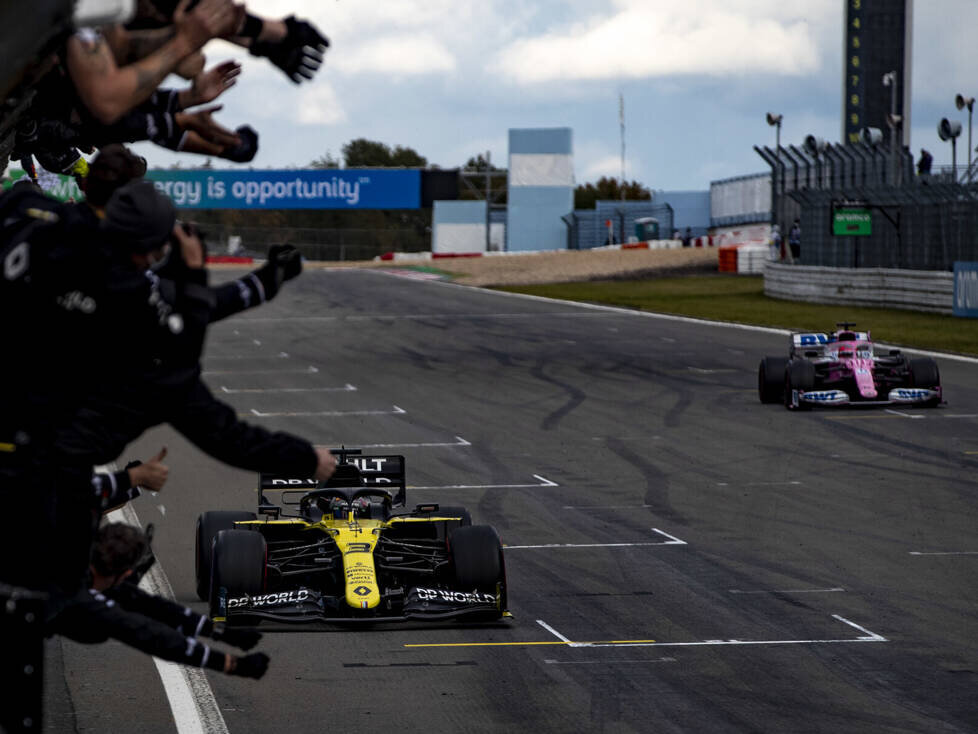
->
{"left": 258, "top": 451, "right": 407, "bottom": 512}
{"left": 792, "top": 332, "right": 870, "bottom": 354}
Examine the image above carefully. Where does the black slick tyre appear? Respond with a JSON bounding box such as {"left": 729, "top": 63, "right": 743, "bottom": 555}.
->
{"left": 195, "top": 510, "right": 256, "bottom": 601}
{"left": 758, "top": 357, "right": 788, "bottom": 403}
{"left": 450, "top": 525, "right": 506, "bottom": 620}
{"left": 209, "top": 529, "right": 266, "bottom": 619}
{"left": 784, "top": 360, "right": 815, "bottom": 411}
{"left": 909, "top": 357, "right": 941, "bottom": 407}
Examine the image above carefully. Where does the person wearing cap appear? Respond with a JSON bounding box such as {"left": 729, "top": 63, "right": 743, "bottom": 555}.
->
{"left": 1, "top": 178, "right": 334, "bottom": 604}
{"left": 49, "top": 523, "right": 270, "bottom": 679}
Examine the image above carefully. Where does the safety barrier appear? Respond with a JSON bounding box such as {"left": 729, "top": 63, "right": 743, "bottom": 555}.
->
{"left": 764, "top": 263, "right": 954, "bottom": 314}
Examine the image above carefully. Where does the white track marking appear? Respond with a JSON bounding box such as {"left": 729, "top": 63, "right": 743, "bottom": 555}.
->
{"left": 409, "top": 474, "right": 557, "bottom": 490}
{"left": 742, "top": 481, "right": 803, "bottom": 487}
{"left": 202, "top": 365, "right": 318, "bottom": 376}
{"left": 729, "top": 587, "right": 846, "bottom": 595}
{"left": 205, "top": 352, "right": 289, "bottom": 361}
{"left": 543, "top": 658, "right": 676, "bottom": 665}
{"left": 103, "top": 493, "right": 227, "bottom": 734}
{"left": 418, "top": 615, "right": 887, "bottom": 650}
{"left": 220, "top": 383, "right": 357, "bottom": 394}
{"left": 506, "top": 528, "right": 687, "bottom": 550}
{"left": 832, "top": 615, "right": 888, "bottom": 641}
{"left": 651, "top": 528, "right": 688, "bottom": 545}
{"left": 245, "top": 405, "right": 405, "bottom": 418}
{"left": 909, "top": 551, "right": 978, "bottom": 556}
{"left": 884, "top": 409, "right": 925, "bottom": 419}
{"left": 315, "top": 436, "right": 472, "bottom": 449}
{"left": 563, "top": 504, "right": 653, "bottom": 510}
{"left": 419, "top": 276, "right": 978, "bottom": 365}
{"left": 536, "top": 620, "right": 584, "bottom": 648}
{"left": 235, "top": 312, "right": 610, "bottom": 323}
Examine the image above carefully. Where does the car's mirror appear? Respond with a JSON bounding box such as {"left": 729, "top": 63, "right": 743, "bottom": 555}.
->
{"left": 890, "top": 349, "right": 901, "bottom": 356}
{"left": 258, "top": 504, "right": 280, "bottom": 519}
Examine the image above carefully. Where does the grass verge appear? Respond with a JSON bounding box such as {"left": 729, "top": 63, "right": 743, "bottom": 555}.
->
{"left": 495, "top": 274, "right": 978, "bottom": 356}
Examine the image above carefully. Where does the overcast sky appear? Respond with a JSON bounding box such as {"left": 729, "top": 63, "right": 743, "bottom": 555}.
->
{"left": 131, "top": 0, "right": 978, "bottom": 191}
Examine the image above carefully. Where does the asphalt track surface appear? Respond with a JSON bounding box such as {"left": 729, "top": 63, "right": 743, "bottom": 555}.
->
{"left": 44, "top": 269, "right": 978, "bottom": 733}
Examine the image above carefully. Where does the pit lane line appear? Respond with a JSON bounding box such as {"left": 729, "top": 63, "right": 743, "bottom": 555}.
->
{"left": 219, "top": 383, "right": 357, "bottom": 394}
{"left": 313, "top": 436, "right": 472, "bottom": 449}
{"left": 202, "top": 365, "right": 319, "bottom": 376}
{"left": 403, "top": 615, "right": 887, "bottom": 650}
{"left": 240, "top": 405, "right": 405, "bottom": 418}
{"left": 102, "top": 493, "right": 227, "bottom": 734}
{"left": 504, "top": 528, "right": 687, "bottom": 550}
{"left": 408, "top": 474, "right": 557, "bottom": 490}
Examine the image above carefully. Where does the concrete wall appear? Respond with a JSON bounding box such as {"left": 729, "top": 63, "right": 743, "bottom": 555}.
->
{"left": 765, "top": 263, "right": 953, "bottom": 313}
{"left": 507, "top": 128, "right": 574, "bottom": 252}
{"left": 432, "top": 200, "right": 487, "bottom": 254}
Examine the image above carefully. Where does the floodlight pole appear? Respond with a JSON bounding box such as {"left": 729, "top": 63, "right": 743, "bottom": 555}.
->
{"left": 485, "top": 150, "right": 491, "bottom": 252}
{"left": 883, "top": 71, "right": 898, "bottom": 186}
{"left": 767, "top": 113, "right": 783, "bottom": 226}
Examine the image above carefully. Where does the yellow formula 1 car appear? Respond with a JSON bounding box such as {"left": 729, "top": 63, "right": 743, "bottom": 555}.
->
{"left": 194, "top": 450, "right": 508, "bottom": 624}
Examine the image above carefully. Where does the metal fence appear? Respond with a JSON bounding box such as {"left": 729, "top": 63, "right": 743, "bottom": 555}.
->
{"left": 754, "top": 141, "right": 978, "bottom": 270}
{"left": 563, "top": 202, "right": 674, "bottom": 249}
{"left": 789, "top": 185, "right": 978, "bottom": 270}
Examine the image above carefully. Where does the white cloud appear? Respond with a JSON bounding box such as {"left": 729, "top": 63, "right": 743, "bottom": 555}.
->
{"left": 297, "top": 82, "right": 346, "bottom": 125}
{"left": 492, "top": 2, "right": 824, "bottom": 83}
{"left": 334, "top": 35, "right": 456, "bottom": 76}
{"left": 578, "top": 153, "right": 622, "bottom": 182}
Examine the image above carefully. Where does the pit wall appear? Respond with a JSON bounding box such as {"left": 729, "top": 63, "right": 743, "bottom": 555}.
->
{"left": 764, "top": 263, "right": 953, "bottom": 314}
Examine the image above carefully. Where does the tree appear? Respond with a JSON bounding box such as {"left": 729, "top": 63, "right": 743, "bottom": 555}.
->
{"left": 574, "top": 176, "right": 651, "bottom": 209}
{"left": 390, "top": 145, "right": 427, "bottom": 168}
{"left": 341, "top": 138, "right": 426, "bottom": 168}
{"left": 309, "top": 151, "right": 340, "bottom": 169}
{"left": 464, "top": 153, "right": 504, "bottom": 172}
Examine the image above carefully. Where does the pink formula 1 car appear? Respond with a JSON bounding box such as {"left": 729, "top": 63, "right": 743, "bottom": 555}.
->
{"left": 758, "top": 322, "right": 942, "bottom": 410}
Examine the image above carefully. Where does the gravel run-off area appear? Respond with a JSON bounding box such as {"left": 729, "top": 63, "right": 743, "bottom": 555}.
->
{"left": 310, "top": 247, "right": 720, "bottom": 287}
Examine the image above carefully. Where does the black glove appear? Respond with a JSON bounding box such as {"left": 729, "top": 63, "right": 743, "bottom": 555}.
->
{"left": 211, "top": 625, "right": 263, "bottom": 651}
{"left": 250, "top": 16, "right": 328, "bottom": 84}
{"left": 220, "top": 126, "right": 258, "bottom": 163}
{"left": 229, "top": 652, "right": 269, "bottom": 679}
{"left": 253, "top": 245, "right": 302, "bottom": 300}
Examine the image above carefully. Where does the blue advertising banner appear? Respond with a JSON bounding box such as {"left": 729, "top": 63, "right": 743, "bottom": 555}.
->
{"left": 953, "top": 261, "right": 978, "bottom": 318}
{"left": 145, "top": 169, "right": 421, "bottom": 209}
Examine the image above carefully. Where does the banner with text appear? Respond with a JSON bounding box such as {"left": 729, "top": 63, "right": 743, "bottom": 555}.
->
{"left": 146, "top": 169, "right": 421, "bottom": 210}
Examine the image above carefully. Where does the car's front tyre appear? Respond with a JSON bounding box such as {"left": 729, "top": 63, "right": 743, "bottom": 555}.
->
{"left": 209, "top": 529, "right": 267, "bottom": 619}
{"left": 758, "top": 356, "right": 788, "bottom": 404}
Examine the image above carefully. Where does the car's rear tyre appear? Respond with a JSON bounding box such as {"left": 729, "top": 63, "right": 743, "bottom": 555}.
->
{"left": 209, "top": 529, "right": 266, "bottom": 618}
{"left": 195, "top": 511, "right": 256, "bottom": 601}
{"left": 450, "top": 525, "right": 505, "bottom": 620}
{"left": 909, "top": 357, "right": 941, "bottom": 407}
{"left": 758, "top": 357, "right": 788, "bottom": 404}
{"left": 436, "top": 505, "right": 472, "bottom": 527}
{"left": 784, "top": 360, "right": 815, "bottom": 411}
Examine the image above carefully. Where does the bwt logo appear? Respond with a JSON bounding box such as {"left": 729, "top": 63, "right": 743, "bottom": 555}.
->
{"left": 896, "top": 389, "right": 929, "bottom": 399}
{"left": 799, "top": 334, "right": 831, "bottom": 346}
{"left": 806, "top": 391, "right": 843, "bottom": 401}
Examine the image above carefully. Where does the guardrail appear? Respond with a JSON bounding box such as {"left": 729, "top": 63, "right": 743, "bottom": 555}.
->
{"left": 764, "top": 263, "right": 953, "bottom": 314}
